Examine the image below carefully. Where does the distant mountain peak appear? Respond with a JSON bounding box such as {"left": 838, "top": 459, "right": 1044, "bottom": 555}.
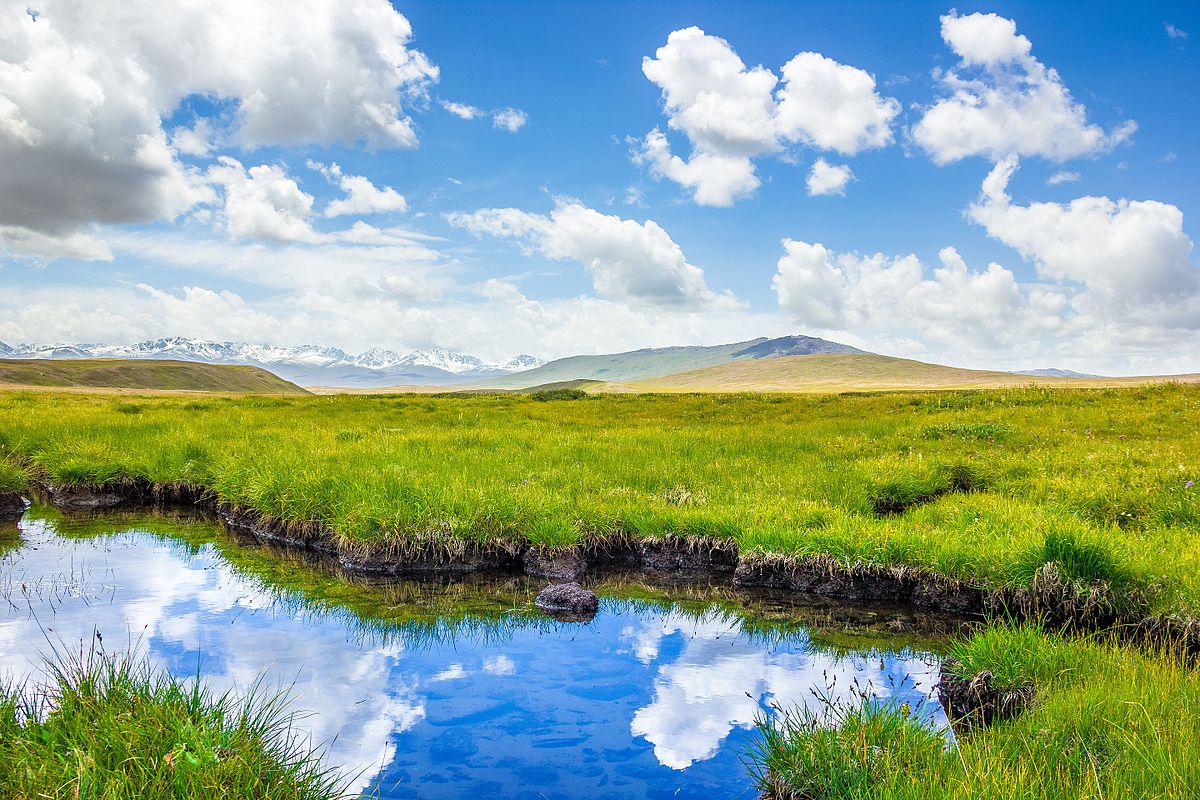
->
{"left": 397, "top": 348, "right": 487, "bottom": 374}
{"left": 732, "top": 334, "right": 864, "bottom": 360}
{"left": 0, "top": 337, "right": 547, "bottom": 388}
{"left": 499, "top": 354, "right": 545, "bottom": 372}
{"left": 475, "top": 333, "right": 867, "bottom": 388}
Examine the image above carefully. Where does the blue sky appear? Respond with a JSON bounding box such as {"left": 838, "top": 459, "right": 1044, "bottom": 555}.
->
{"left": 0, "top": 0, "right": 1197, "bottom": 373}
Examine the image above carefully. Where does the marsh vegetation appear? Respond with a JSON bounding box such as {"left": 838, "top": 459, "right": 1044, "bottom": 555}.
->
{"left": 1, "top": 385, "right": 1198, "bottom": 798}
{"left": 0, "top": 385, "right": 1196, "bottom": 607}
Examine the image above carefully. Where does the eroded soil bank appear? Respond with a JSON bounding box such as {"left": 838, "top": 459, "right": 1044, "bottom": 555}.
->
{"left": 0, "top": 492, "right": 25, "bottom": 520}
{"left": 24, "top": 479, "right": 1200, "bottom": 662}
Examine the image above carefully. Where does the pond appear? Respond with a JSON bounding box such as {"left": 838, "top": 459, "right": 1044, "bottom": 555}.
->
{"left": 0, "top": 506, "right": 955, "bottom": 799}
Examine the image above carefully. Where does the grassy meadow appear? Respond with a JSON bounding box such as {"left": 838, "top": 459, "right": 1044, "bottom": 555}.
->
{"left": 614, "top": 353, "right": 1200, "bottom": 393}
{"left": 0, "top": 384, "right": 1197, "bottom": 610}
{"left": 2, "top": 384, "right": 1199, "bottom": 798}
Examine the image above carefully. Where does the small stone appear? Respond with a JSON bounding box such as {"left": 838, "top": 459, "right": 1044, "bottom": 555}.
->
{"left": 534, "top": 582, "right": 599, "bottom": 621}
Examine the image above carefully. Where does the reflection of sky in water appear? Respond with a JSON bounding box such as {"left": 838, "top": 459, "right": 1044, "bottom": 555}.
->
{"left": 0, "top": 513, "right": 946, "bottom": 799}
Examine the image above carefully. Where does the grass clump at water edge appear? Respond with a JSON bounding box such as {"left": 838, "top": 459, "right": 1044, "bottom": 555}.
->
{"left": 746, "top": 700, "right": 947, "bottom": 800}
{"left": 0, "top": 647, "right": 343, "bottom": 800}
{"left": 746, "top": 624, "right": 1200, "bottom": 799}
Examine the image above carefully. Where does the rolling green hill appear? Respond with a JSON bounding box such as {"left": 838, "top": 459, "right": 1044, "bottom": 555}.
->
{"left": 616, "top": 353, "right": 1200, "bottom": 393}
{"left": 481, "top": 334, "right": 863, "bottom": 388}
{"left": 0, "top": 359, "right": 308, "bottom": 394}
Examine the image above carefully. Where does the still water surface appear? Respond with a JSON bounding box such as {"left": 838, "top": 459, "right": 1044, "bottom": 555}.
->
{"left": 1, "top": 506, "right": 951, "bottom": 798}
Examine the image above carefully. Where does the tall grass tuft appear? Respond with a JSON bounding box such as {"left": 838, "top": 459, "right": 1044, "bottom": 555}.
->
{"left": 745, "top": 700, "right": 948, "bottom": 800}
{"left": 1014, "top": 529, "right": 1131, "bottom": 589}
{"left": 528, "top": 388, "right": 588, "bottom": 401}
{"left": 0, "top": 647, "right": 343, "bottom": 800}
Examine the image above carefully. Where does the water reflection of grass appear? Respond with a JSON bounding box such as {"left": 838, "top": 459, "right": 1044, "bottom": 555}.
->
{"left": 588, "top": 575, "right": 962, "bottom": 656}
{"left": 0, "top": 527, "right": 19, "bottom": 559}
{"left": 17, "top": 505, "right": 953, "bottom": 658}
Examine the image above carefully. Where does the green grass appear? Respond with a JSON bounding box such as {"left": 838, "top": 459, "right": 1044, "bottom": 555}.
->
{"left": 1, "top": 385, "right": 1198, "bottom": 609}
{"left": 0, "top": 649, "right": 340, "bottom": 800}
{"left": 0, "top": 358, "right": 308, "bottom": 394}
{"left": 1, "top": 384, "right": 1197, "bottom": 610}
{"left": 527, "top": 387, "right": 590, "bottom": 401}
{"left": 0, "top": 457, "right": 26, "bottom": 493}
{"left": 749, "top": 625, "right": 1200, "bottom": 799}
{"left": 748, "top": 698, "right": 948, "bottom": 800}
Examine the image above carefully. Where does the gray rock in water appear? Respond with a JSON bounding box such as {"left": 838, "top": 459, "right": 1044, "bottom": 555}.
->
{"left": 535, "top": 582, "right": 599, "bottom": 621}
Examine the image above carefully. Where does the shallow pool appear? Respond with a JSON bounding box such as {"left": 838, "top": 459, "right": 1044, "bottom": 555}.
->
{"left": 0, "top": 506, "right": 953, "bottom": 798}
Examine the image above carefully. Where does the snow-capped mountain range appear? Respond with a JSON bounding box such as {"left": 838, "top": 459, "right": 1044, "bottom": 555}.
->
{"left": 0, "top": 338, "right": 545, "bottom": 388}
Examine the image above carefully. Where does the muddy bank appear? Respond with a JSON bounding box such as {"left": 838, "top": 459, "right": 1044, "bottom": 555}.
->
{"left": 0, "top": 492, "right": 25, "bottom": 520}
{"left": 23, "top": 480, "right": 1200, "bottom": 655}
{"left": 732, "top": 552, "right": 987, "bottom": 614}
{"left": 937, "top": 657, "right": 1035, "bottom": 727}
{"left": 40, "top": 481, "right": 212, "bottom": 512}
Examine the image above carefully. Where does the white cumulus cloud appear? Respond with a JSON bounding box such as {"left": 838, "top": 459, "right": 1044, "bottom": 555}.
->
{"left": 771, "top": 239, "right": 1059, "bottom": 351}
{"left": 441, "top": 100, "right": 527, "bottom": 132}
{"left": 772, "top": 160, "right": 1200, "bottom": 371}
{"left": 914, "top": 11, "right": 1135, "bottom": 164}
{"left": 441, "top": 100, "right": 483, "bottom": 119}
{"left": 806, "top": 159, "right": 854, "bottom": 196}
{"left": 207, "top": 157, "right": 323, "bottom": 243}
{"left": 309, "top": 161, "right": 408, "bottom": 217}
{"left": 775, "top": 52, "right": 900, "bottom": 154}
{"left": 0, "top": 0, "right": 436, "bottom": 258}
{"left": 325, "top": 175, "right": 407, "bottom": 217}
{"left": 634, "top": 26, "right": 897, "bottom": 205}
{"left": 447, "top": 202, "right": 742, "bottom": 309}
{"left": 170, "top": 118, "right": 217, "bottom": 157}
{"left": 968, "top": 156, "right": 1199, "bottom": 323}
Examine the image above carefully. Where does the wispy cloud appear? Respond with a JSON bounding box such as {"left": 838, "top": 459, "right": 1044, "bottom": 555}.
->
{"left": 1047, "top": 170, "right": 1080, "bottom": 186}
{"left": 442, "top": 100, "right": 528, "bottom": 133}
{"left": 492, "top": 108, "right": 528, "bottom": 133}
